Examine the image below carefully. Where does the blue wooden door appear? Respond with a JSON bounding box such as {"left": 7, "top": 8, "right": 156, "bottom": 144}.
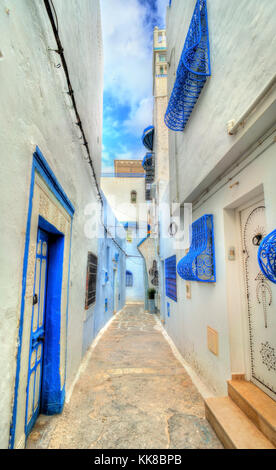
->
{"left": 25, "top": 229, "right": 49, "bottom": 436}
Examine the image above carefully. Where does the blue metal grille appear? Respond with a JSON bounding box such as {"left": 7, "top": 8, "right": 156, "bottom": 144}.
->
{"left": 142, "top": 153, "right": 155, "bottom": 201}
{"left": 177, "top": 214, "right": 215, "bottom": 282}
{"left": 165, "top": 255, "right": 177, "bottom": 301}
{"left": 165, "top": 0, "right": 211, "bottom": 131}
{"left": 142, "top": 153, "right": 153, "bottom": 169}
{"left": 258, "top": 230, "right": 276, "bottom": 284}
{"left": 142, "top": 126, "right": 154, "bottom": 151}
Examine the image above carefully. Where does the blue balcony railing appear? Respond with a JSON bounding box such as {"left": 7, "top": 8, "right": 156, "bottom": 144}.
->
{"left": 177, "top": 214, "right": 215, "bottom": 282}
{"left": 142, "top": 126, "right": 154, "bottom": 151}
{"left": 165, "top": 0, "right": 211, "bottom": 131}
{"left": 142, "top": 153, "right": 155, "bottom": 200}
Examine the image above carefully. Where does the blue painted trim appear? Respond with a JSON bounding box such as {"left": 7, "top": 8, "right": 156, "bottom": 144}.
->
{"left": 9, "top": 161, "right": 35, "bottom": 449}
{"left": 101, "top": 172, "right": 145, "bottom": 178}
{"left": 154, "top": 47, "right": 167, "bottom": 51}
{"left": 34, "top": 147, "right": 75, "bottom": 217}
{"left": 124, "top": 221, "right": 138, "bottom": 229}
{"left": 40, "top": 220, "right": 65, "bottom": 416}
{"left": 137, "top": 234, "right": 150, "bottom": 248}
{"left": 9, "top": 148, "right": 74, "bottom": 448}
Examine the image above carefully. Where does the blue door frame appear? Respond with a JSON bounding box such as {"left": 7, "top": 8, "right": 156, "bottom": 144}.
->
{"left": 9, "top": 147, "right": 74, "bottom": 448}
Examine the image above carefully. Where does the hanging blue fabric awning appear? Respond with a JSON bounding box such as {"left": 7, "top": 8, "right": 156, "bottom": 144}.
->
{"left": 165, "top": 0, "right": 211, "bottom": 131}
{"left": 177, "top": 214, "right": 215, "bottom": 282}
{"left": 142, "top": 126, "right": 154, "bottom": 151}
{"left": 258, "top": 230, "right": 276, "bottom": 284}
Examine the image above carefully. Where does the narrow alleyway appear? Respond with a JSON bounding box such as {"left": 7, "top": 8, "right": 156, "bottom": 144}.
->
{"left": 27, "top": 305, "right": 222, "bottom": 449}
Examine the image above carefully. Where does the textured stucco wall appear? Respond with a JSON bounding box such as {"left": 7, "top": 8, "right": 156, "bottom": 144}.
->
{"left": 166, "top": 0, "right": 276, "bottom": 204}
{"left": 101, "top": 177, "right": 147, "bottom": 223}
{"left": 160, "top": 0, "right": 276, "bottom": 396}
{"left": 101, "top": 177, "right": 147, "bottom": 302}
{"left": 0, "top": 0, "right": 103, "bottom": 448}
{"left": 82, "top": 196, "right": 126, "bottom": 355}
{"left": 125, "top": 225, "right": 145, "bottom": 302}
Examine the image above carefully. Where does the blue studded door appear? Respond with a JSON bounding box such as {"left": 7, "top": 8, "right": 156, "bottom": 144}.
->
{"left": 25, "top": 228, "right": 49, "bottom": 436}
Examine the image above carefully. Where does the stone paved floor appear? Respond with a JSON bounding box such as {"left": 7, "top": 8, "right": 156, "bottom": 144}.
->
{"left": 27, "top": 304, "right": 222, "bottom": 449}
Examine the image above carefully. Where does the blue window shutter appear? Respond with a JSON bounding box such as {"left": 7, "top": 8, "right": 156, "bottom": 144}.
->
{"left": 165, "top": 255, "right": 177, "bottom": 301}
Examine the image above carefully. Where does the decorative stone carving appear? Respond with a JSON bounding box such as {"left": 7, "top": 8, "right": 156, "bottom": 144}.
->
{"left": 39, "top": 192, "right": 50, "bottom": 220}
{"left": 25, "top": 242, "right": 36, "bottom": 297}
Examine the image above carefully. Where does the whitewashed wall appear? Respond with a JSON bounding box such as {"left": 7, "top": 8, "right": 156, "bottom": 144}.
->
{"left": 101, "top": 177, "right": 148, "bottom": 302}
{"left": 0, "top": 0, "right": 103, "bottom": 448}
{"left": 101, "top": 177, "right": 147, "bottom": 223}
{"left": 161, "top": 0, "right": 276, "bottom": 395}
{"left": 166, "top": 0, "right": 276, "bottom": 204}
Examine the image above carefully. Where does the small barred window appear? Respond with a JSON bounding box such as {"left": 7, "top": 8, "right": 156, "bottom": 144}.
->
{"left": 126, "top": 270, "right": 133, "bottom": 287}
{"left": 85, "top": 252, "right": 98, "bottom": 309}
{"left": 131, "top": 190, "right": 137, "bottom": 204}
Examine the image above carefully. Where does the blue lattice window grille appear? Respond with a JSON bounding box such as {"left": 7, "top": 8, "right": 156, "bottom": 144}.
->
{"left": 126, "top": 270, "right": 133, "bottom": 287}
{"left": 258, "top": 230, "right": 276, "bottom": 284}
{"left": 165, "top": 0, "right": 211, "bottom": 131}
{"left": 177, "top": 214, "right": 216, "bottom": 282}
{"left": 165, "top": 255, "right": 177, "bottom": 301}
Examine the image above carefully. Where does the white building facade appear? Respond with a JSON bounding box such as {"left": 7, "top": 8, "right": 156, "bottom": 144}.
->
{"left": 0, "top": 0, "right": 126, "bottom": 449}
{"left": 159, "top": 0, "right": 276, "bottom": 405}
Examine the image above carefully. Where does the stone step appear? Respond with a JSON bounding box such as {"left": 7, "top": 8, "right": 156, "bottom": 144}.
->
{"left": 228, "top": 379, "right": 276, "bottom": 447}
{"left": 205, "top": 396, "right": 275, "bottom": 449}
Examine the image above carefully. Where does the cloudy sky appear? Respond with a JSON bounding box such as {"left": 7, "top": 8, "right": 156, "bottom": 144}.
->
{"left": 101, "top": 0, "right": 168, "bottom": 173}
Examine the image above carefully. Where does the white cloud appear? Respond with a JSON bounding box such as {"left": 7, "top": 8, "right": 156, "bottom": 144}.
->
{"left": 101, "top": 0, "right": 168, "bottom": 168}
{"left": 101, "top": 0, "right": 153, "bottom": 109}
{"left": 123, "top": 96, "right": 153, "bottom": 134}
{"left": 156, "top": 0, "right": 168, "bottom": 27}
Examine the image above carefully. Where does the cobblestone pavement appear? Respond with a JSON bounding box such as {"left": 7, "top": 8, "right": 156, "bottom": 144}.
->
{"left": 27, "top": 304, "right": 222, "bottom": 449}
